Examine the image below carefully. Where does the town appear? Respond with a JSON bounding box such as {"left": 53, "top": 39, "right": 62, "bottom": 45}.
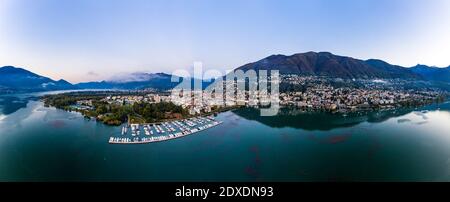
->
{"left": 42, "top": 75, "right": 448, "bottom": 126}
{"left": 278, "top": 75, "right": 446, "bottom": 112}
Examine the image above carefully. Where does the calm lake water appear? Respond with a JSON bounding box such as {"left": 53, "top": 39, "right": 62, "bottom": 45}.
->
{"left": 1, "top": 92, "right": 450, "bottom": 181}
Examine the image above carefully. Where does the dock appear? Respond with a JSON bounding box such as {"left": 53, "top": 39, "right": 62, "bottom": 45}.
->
{"left": 108, "top": 116, "right": 222, "bottom": 144}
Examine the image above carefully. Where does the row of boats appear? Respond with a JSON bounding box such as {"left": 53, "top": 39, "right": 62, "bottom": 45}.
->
{"left": 109, "top": 116, "right": 222, "bottom": 144}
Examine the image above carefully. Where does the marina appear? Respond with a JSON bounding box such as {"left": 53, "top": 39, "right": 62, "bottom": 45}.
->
{"left": 109, "top": 116, "right": 223, "bottom": 144}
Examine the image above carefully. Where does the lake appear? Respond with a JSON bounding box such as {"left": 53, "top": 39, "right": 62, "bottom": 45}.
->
{"left": 1, "top": 92, "right": 450, "bottom": 181}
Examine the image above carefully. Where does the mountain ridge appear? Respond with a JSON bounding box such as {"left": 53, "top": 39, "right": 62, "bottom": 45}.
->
{"left": 235, "top": 52, "right": 423, "bottom": 79}
{"left": 1, "top": 52, "right": 449, "bottom": 92}
{"left": 75, "top": 72, "right": 180, "bottom": 90}
{"left": 0, "top": 66, "right": 76, "bottom": 92}
{"left": 410, "top": 64, "right": 450, "bottom": 83}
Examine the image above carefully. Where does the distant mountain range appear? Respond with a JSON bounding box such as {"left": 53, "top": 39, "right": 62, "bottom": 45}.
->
{"left": 410, "top": 64, "right": 450, "bottom": 83}
{"left": 0, "top": 66, "right": 210, "bottom": 92}
{"left": 0, "top": 66, "right": 74, "bottom": 92}
{"left": 236, "top": 51, "right": 446, "bottom": 80}
{"left": 1, "top": 51, "right": 449, "bottom": 92}
{"left": 76, "top": 72, "right": 213, "bottom": 90}
{"left": 76, "top": 72, "right": 182, "bottom": 90}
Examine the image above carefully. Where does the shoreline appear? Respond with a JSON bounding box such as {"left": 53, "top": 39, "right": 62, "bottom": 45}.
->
{"left": 278, "top": 97, "right": 448, "bottom": 115}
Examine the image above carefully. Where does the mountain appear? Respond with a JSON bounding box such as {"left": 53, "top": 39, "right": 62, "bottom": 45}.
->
{"left": 75, "top": 72, "right": 213, "bottom": 90}
{"left": 0, "top": 66, "right": 212, "bottom": 93}
{"left": 410, "top": 65, "right": 450, "bottom": 83}
{"left": 235, "top": 52, "right": 422, "bottom": 79}
{"left": 2, "top": 52, "right": 449, "bottom": 93}
{"left": 364, "top": 59, "right": 421, "bottom": 79}
{"left": 76, "top": 73, "right": 177, "bottom": 90}
{"left": 0, "top": 66, "right": 76, "bottom": 92}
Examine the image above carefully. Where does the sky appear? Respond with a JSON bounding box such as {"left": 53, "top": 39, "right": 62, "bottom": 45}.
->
{"left": 1, "top": 0, "right": 450, "bottom": 83}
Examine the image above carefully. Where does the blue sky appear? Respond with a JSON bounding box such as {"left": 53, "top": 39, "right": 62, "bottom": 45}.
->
{"left": 1, "top": 0, "right": 450, "bottom": 83}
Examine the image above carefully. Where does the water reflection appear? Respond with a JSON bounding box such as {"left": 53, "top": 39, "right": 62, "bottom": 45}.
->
{"left": 232, "top": 102, "right": 450, "bottom": 131}
{"left": 397, "top": 119, "right": 411, "bottom": 123}
{"left": 0, "top": 96, "right": 36, "bottom": 115}
{"left": 0, "top": 90, "right": 114, "bottom": 116}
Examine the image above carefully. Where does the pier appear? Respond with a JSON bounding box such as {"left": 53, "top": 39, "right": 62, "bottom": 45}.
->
{"left": 109, "top": 116, "right": 222, "bottom": 144}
